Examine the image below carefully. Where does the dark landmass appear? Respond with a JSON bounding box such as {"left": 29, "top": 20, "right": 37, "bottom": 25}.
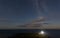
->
{"left": 8, "top": 33, "right": 50, "bottom": 38}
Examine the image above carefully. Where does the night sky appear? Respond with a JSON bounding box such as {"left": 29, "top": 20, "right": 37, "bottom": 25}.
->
{"left": 0, "top": 0, "right": 60, "bottom": 28}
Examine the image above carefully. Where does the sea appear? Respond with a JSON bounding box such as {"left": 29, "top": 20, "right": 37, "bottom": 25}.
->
{"left": 0, "top": 29, "right": 60, "bottom": 38}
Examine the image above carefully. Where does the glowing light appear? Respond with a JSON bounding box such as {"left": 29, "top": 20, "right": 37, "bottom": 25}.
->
{"left": 39, "top": 30, "right": 45, "bottom": 35}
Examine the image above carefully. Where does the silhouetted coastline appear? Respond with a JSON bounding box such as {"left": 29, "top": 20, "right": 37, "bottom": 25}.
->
{"left": 0, "top": 29, "right": 59, "bottom": 38}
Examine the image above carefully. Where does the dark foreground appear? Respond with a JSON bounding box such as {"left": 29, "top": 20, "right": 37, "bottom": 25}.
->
{"left": 8, "top": 33, "right": 50, "bottom": 38}
{"left": 0, "top": 29, "right": 60, "bottom": 38}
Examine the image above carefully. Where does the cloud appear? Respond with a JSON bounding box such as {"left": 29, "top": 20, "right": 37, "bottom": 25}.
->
{"left": 0, "top": 18, "right": 14, "bottom": 22}
{"left": 17, "top": 16, "right": 46, "bottom": 28}
{"left": 0, "top": 18, "right": 14, "bottom": 25}
{"left": 0, "top": 18, "right": 8, "bottom": 20}
{"left": 0, "top": 18, "right": 9, "bottom": 23}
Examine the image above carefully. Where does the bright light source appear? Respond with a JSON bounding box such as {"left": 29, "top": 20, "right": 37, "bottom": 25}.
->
{"left": 40, "top": 31, "right": 44, "bottom": 34}
{"left": 39, "top": 30, "right": 45, "bottom": 35}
